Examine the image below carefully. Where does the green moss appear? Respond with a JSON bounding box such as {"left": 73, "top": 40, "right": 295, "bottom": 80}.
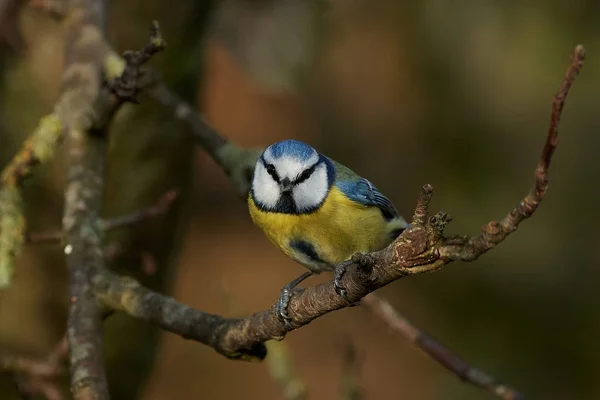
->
{"left": 31, "top": 114, "right": 63, "bottom": 162}
{"left": 0, "top": 188, "right": 25, "bottom": 289}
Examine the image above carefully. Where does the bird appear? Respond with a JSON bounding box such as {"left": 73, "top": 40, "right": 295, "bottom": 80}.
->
{"left": 248, "top": 139, "right": 408, "bottom": 326}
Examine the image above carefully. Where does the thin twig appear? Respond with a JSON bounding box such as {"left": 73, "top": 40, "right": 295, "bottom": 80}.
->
{"left": 440, "top": 45, "right": 585, "bottom": 261}
{"left": 146, "top": 77, "right": 263, "bottom": 197}
{"left": 146, "top": 78, "right": 227, "bottom": 153}
{"left": 109, "top": 20, "right": 167, "bottom": 104}
{"left": 25, "top": 189, "right": 179, "bottom": 244}
{"left": 0, "top": 352, "right": 63, "bottom": 378}
{"left": 101, "top": 189, "right": 178, "bottom": 230}
{"left": 362, "top": 293, "right": 523, "bottom": 400}
{"left": 1, "top": 335, "right": 69, "bottom": 400}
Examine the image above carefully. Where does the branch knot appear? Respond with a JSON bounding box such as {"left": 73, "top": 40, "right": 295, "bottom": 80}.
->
{"left": 109, "top": 21, "right": 166, "bottom": 103}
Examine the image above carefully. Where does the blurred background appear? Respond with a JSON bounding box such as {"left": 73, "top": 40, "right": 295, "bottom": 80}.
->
{"left": 1, "top": 0, "right": 599, "bottom": 399}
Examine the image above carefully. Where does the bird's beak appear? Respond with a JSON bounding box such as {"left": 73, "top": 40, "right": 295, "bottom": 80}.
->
{"left": 280, "top": 177, "right": 292, "bottom": 192}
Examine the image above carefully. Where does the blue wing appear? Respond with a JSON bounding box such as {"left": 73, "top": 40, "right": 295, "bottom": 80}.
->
{"left": 335, "top": 178, "right": 399, "bottom": 221}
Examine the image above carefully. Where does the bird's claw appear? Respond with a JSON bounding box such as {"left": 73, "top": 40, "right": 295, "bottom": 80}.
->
{"left": 274, "top": 271, "right": 313, "bottom": 329}
{"left": 334, "top": 260, "right": 353, "bottom": 304}
{"left": 275, "top": 286, "right": 294, "bottom": 329}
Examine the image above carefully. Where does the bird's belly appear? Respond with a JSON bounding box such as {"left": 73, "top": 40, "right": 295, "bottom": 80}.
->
{"left": 248, "top": 188, "right": 393, "bottom": 272}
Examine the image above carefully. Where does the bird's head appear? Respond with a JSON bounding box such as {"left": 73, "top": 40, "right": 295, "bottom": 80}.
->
{"left": 250, "top": 139, "right": 334, "bottom": 214}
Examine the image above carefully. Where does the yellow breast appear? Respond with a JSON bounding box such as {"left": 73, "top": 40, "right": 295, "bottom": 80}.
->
{"left": 248, "top": 186, "right": 400, "bottom": 272}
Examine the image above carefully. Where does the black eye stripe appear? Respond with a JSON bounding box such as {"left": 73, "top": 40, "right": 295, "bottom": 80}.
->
{"left": 260, "top": 156, "right": 320, "bottom": 185}
{"left": 261, "top": 157, "right": 279, "bottom": 182}
{"left": 294, "top": 163, "right": 318, "bottom": 185}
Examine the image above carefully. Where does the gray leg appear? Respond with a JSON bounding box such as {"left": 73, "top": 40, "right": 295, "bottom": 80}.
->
{"left": 275, "top": 271, "right": 314, "bottom": 329}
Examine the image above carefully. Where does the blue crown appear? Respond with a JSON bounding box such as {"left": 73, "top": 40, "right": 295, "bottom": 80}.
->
{"left": 267, "top": 139, "right": 316, "bottom": 161}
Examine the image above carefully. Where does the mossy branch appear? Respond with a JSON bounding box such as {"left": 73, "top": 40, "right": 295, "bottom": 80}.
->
{"left": 0, "top": 114, "right": 62, "bottom": 288}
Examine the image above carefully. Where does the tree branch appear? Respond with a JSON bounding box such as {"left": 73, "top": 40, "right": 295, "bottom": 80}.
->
{"left": 0, "top": 351, "right": 63, "bottom": 378}
{"left": 217, "top": 279, "right": 307, "bottom": 399}
{"left": 25, "top": 189, "right": 179, "bottom": 244}
{"left": 199, "top": 45, "right": 582, "bottom": 356}
{"left": 57, "top": 0, "right": 111, "bottom": 397}
{"left": 145, "top": 78, "right": 263, "bottom": 197}
{"left": 55, "top": 4, "right": 166, "bottom": 399}
{"left": 91, "top": 45, "right": 583, "bottom": 400}
{"left": 91, "top": 268, "right": 265, "bottom": 360}
{"left": 4, "top": 5, "right": 585, "bottom": 397}
{"left": 100, "top": 188, "right": 177, "bottom": 231}
{"left": 362, "top": 293, "right": 523, "bottom": 400}
{"left": 1, "top": 335, "right": 68, "bottom": 400}
{"left": 439, "top": 45, "right": 585, "bottom": 261}
{"left": 0, "top": 115, "right": 62, "bottom": 287}
{"left": 109, "top": 20, "right": 166, "bottom": 104}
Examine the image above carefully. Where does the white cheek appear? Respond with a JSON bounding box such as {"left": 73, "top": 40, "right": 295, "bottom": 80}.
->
{"left": 252, "top": 162, "right": 280, "bottom": 208}
{"left": 293, "top": 164, "right": 328, "bottom": 211}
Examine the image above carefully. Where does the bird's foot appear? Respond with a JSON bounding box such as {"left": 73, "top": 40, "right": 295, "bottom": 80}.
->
{"left": 334, "top": 260, "right": 354, "bottom": 304}
{"left": 275, "top": 271, "right": 313, "bottom": 329}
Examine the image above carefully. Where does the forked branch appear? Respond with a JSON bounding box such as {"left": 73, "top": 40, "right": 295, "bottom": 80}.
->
{"left": 2, "top": 2, "right": 585, "bottom": 397}
{"left": 101, "top": 44, "right": 583, "bottom": 400}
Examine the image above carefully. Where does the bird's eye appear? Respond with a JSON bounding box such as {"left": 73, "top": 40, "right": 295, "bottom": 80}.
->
{"left": 265, "top": 163, "right": 278, "bottom": 180}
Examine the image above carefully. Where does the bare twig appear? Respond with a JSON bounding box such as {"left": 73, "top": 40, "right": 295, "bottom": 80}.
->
{"left": 1, "top": 335, "right": 68, "bottom": 400}
{"left": 0, "top": 352, "right": 63, "bottom": 378}
{"left": 440, "top": 45, "right": 585, "bottom": 261}
{"left": 24, "top": 230, "right": 64, "bottom": 244}
{"left": 24, "top": 189, "right": 179, "bottom": 245}
{"left": 46, "top": 335, "right": 68, "bottom": 367}
{"left": 101, "top": 188, "right": 178, "bottom": 231}
{"left": 146, "top": 78, "right": 227, "bottom": 154}
{"left": 146, "top": 78, "right": 263, "bottom": 197}
{"left": 11, "top": 375, "right": 63, "bottom": 400}
{"left": 362, "top": 293, "right": 523, "bottom": 400}
{"left": 109, "top": 21, "right": 167, "bottom": 103}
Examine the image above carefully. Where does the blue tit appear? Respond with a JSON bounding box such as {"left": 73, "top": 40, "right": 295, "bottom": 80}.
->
{"left": 248, "top": 139, "right": 408, "bottom": 324}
